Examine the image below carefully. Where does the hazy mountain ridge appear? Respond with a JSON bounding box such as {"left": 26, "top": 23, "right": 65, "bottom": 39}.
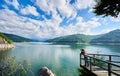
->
{"left": 1, "top": 29, "right": 120, "bottom": 44}
{"left": 46, "top": 34, "right": 90, "bottom": 44}
{"left": 45, "top": 29, "right": 120, "bottom": 44}
{"left": 90, "top": 29, "right": 120, "bottom": 43}
{"left": 2, "top": 33, "right": 35, "bottom": 42}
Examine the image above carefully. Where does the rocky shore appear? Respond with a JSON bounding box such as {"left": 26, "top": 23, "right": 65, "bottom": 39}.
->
{"left": 40, "top": 67, "right": 55, "bottom": 76}
{"left": 0, "top": 36, "right": 15, "bottom": 50}
{"left": 0, "top": 44, "right": 15, "bottom": 50}
{"left": 0, "top": 44, "right": 15, "bottom": 49}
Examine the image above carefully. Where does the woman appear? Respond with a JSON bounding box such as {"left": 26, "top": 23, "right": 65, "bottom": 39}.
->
{"left": 81, "top": 49, "right": 89, "bottom": 66}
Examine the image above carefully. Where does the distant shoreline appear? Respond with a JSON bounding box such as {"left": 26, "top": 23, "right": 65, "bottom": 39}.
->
{"left": 46, "top": 42, "right": 120, "bottom": 45}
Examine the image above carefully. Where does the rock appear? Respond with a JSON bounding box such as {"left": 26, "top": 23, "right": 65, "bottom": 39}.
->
{"left": 39, "top": 67, "right": 55, "bottom": 76}
{"left": 0, "top": 44, "right": 15, "bottom": 50}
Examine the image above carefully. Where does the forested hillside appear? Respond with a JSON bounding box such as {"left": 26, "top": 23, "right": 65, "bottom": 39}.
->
{"left": 46, "top": 34, "right": 90, "bottom": 44}
{"left": 90, "top": 29, "right": 120, "bottom": 43}
{"left": 46, "top": 29, "right": 120, "bottom": 44}
{"left": 3, "top": 33, "right": 34, "bottom": 42}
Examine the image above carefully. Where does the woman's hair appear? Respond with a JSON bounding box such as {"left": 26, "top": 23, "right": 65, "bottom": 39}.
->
{"left": 81, "top": 49, "right": 84, "bottom": 51}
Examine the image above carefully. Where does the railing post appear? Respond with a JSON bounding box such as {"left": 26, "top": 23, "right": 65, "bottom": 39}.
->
{"left": 0, "top": 69, "right": 2, "bottom": 76}
{"left": 109, "top": 55, "right": 112, "bottom": 62}
{"left": 108, "top": 55, "right": 112, "bottom": 76}
{"left": 80, "top": 53, "right": 82, "bottom": 66}
{"left": 90, "top": 57, "right": 92, "bottom": 71}
{"left": 93, "top": 54, "right": 95, "bottom": 66}
{"left": 108, "top": 62, "right": 111, "bottom": 76}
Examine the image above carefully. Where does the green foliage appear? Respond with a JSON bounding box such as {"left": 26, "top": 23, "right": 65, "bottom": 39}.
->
{"left": 93, "top": 0, "right": 120, "bottom": 17}
{"left": 0, "top": 56, "right": 34, "bottom": 76}
{"left": 77, "top": 68, "right": 95, "bottom": 76}
{"left": 78, "top": 68, "right": 87, "bottom": 76}
{"left": 92, "top": 51, "right": 106, "bottom": 67}
{"left": 3, "top": 33, "right": 34, "bottom": 42}
{"left": 0, "top": 32, "right": 12, "bottom": 44}
{"left": 95, "top": 55, "right": 106, "bottom": 67}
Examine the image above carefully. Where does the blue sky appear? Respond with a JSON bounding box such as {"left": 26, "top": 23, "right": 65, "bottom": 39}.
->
{"left": 0, "top": 0, "right": 120, "bottom": 39}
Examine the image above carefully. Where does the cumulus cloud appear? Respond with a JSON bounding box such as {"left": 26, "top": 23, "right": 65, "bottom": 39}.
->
{"left": 93, "top": 28, "right": 118, "bottom": 35}
{"left": 0, "top": 0, "right": 102, "bottom": 39}
{"left": 74, "top": 0, "right": 96, "bottom": 9}
{"left": 36, "top": 0, "right": 50, "bottom": 13}
{"left": 0, "top": 8, "right": 62, "bottom": 39}
{"left": 20, "top": 5, "right": 39, "bottom": 16}
{"left": 0, "top": 8, "right": 100, "bottom": 39}
{"left": 0, "top": 9, "right": 41, "bottom": 38}
{"left": 111, "top": 14, "right": 120, "bottom": 22}
{"left": 36, "top": 0, "right": 76, "bottom": 18}
{"left": 61, "top": 17, "right": 101, "bottom": 35}
{"left": 5, "top": 0, "right": 19, "bottom": 10}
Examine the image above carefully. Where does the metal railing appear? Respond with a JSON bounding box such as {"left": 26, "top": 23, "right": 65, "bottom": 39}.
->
{"left": 80, "top": 53, "right": 120, "bottom": 76}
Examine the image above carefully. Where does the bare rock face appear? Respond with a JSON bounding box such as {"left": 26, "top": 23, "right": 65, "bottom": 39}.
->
{"left": 0, "top": 37, "right": 14, "bottom": 50}
{"left": 39, "top": 67, "right": 55, "bottom": 76}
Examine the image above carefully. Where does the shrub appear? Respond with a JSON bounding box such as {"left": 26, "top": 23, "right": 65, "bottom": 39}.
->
{"left": 0, "top": 56, "right": 34, "bottom": 76}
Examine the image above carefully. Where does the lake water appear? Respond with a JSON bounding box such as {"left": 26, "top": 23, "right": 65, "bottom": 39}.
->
{"left": 0, "top": 42, "right": 120, "bottom": 76}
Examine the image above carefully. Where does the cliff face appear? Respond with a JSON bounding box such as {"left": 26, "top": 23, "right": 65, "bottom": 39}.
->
{"left": 0, "top": 37, "right": 14, "bottom": 49}
{"left": 0, "top": 37, "right": 8, "bottom": 44}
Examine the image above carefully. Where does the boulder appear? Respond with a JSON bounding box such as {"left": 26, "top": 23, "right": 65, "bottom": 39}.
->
{"left": 39, "top": 67, "right": 55, "bottom": 76}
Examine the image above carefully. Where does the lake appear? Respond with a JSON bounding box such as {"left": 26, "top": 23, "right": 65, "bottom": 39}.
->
{"left": 0, "top": 42, "right": 120, "bottom": 76}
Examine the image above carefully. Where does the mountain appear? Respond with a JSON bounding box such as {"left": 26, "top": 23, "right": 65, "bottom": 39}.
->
{"left": 46, "top": 29, "right": 120, "bottom": 44}
{"left": 1, "top": 29, "right": 119, "bottom": 43}
{"left": 46, "top": 34, "right": 90, "bottom": 44}
{"left": 88, "top": 34, "right": 104, "bottom": 40}
{"left": 90, "top": 29, "right": 120, "bottom": 43}
{"left": 3, "top": 33, "right": 35, "bottom": 42}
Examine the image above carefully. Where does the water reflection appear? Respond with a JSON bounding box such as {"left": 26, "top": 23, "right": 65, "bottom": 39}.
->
{"left": 0, "top": 49, "right": 12, "bottom": 59}
{"left": 69, "top": 44, "right": 89, "bottom": 50}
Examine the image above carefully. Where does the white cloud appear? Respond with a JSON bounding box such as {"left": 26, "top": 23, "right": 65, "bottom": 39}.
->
{"left": 111, "top": 14, "right": 120, "bottom": 22}
{"left": 0, "top": 9, "right": 41, "bottom": 38}
{"left": 0, "top": 8, "right": 63, "bottom": 39}
{"left": 0, "top": 0, "right": 103, "bottom": 39}
{"left": 74, "top": 0, "right": 95, "bottom": 10}
{"left": 0, "top": 6, "right": 102, "bottom": 39}
{"left": 63, "top": 17, "right": 101, "bottom": 35}
{"left": 35, "top": 0, "right": 96, "bottom": 22}
{"left": 20, "top": 5, "right": 39, "bottom": 16}
{"left": 52, "top": 0, "right": 76, "bottom": 18}
{"left": 5, "top": 0, "right": 19, "bottom": 10}
{"left": 0, "top": 8, "right": 101, "bottom": 39}
{"left": 36, "top": 0, "right": 50, "bottom": 13}
{"left": 92, "top": 28, "right": 118, "bottom": 35}
{"left": 35, "top": 0, "right": 76, "bottom": 18}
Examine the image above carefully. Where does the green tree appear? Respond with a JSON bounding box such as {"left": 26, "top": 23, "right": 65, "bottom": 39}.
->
{"left": 0, "top": 56, "right": 34, "bottom": 76}
{"left": 93, "top": 0, "right": 120, "bottom": 17}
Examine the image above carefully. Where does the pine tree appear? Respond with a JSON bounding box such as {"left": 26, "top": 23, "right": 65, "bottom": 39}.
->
{"left": 93, "top": 0, "right": 120, "bottom": 17}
